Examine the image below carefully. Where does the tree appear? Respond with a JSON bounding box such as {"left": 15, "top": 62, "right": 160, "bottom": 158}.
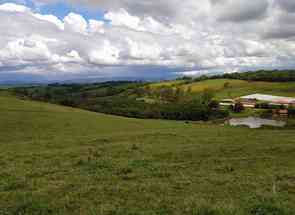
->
{"left": 288, "top": 107, "right": 295, "bottom": 117}
{"left": 174, "top": 87, "right": 184, "bottom": 102}
{"left": 232, "top": 102, "right": 245, "bottom": 113}
{"left": 208, "top": 100, "right": 219, "bottom": 109}
{"left": 201, "top": 89, "right": 214, "bottom": 106}
{"left": 187, "top": 86, "right": 192, "bottom": 94}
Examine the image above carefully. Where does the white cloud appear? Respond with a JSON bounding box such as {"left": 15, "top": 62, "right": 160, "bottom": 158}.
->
{"left": 0, "top": 2, "right": 30, "bottom": 12}
{"left": 33, "top": 13, "right": 64, "bottom": 30}
{"left": 126, "top": 38, "right": 161, "bottom": 61}
{"left": 64, "top": 12, "right": 88, "bottom": 34}
{"left": 105, "top": 9, "right": 141, "bottom": 31}
{"left": 88, "top": 19, "right": 105, "bottom": 34}
{"left": 89, "top": 40, "right": 120, "bottom": 65}
{"left": 1, "top": 1, "right": 295, "bottom": 80}
{"left": 52, "top": 50, "right": 84, "bottom": 63}
{"left": 0, "top": 38, "right": 51, "bottom": 63}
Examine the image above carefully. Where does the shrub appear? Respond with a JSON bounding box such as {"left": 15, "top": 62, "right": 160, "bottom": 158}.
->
{"left": 257, "top": 102, "right": 270, "bottom": 109}
{"left": 232, "top": 102, "right": 245, "bottom": 113}
{"left": 288, "top": 108, "right": 295, "bottom": 117}
{"left": 209, "top": 100, "right": 220, "bottom": 109}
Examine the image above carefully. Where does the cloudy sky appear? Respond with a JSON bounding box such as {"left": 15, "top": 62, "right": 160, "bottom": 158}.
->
{"left": 0, "top": 0, "right": 295, "bottom": 82}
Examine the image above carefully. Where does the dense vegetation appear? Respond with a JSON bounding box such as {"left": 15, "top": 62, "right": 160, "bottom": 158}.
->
{"left": 1, "top": 94, "right": 295, "bottom": 214}
{"left": 221, "top": 70, "right": 295, "bottom": 82}
{"left": 180, "top": 70, "right": 295, "bottom": 83}
{"left": 12, "top": 82, "right": 228, "bottom": 121}
{"left": 12, "top": 70, "right": 295, "bottom": 122}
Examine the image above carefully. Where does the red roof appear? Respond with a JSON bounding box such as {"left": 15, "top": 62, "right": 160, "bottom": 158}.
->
{"left": 276, "top": 100, "right": 292, "bottom": 104}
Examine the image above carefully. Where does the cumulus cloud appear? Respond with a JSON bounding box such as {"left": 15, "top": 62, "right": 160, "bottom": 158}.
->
{"left": 0, "top": 1, "right": 295, "bottom": 81}
{"left": 211, "top": 0, "right": 269, "bottom": 22}
{"left": 64, "top": 12, "right": 88, "bottom": 34}
{"left": 0, "top": 2, "right": 30, "bottom": 12}
{"left": 277, "top": 0, "right": 295, "bottom": 13}
{"left": 89, "top": 40, "right": 120, "bottom": 65}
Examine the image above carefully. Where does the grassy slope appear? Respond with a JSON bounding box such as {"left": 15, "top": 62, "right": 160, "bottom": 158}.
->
{"left": 150, "top": 79, "right": 295, "bottom": 99}
{"left": 1, "top": 95, "right": 295, "bottom": 214}
{"left": 149, "top": 80, "right": 185, "bottom": 88}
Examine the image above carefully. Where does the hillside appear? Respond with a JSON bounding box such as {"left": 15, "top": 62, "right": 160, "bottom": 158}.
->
{"left": 150, "top": 79, "right": 295, "bottom": 99}
{"left": 11, "top": 81, "right": 229, "bottom": 121}
{"left": 1, "top": 94, "right": 295, "bottom": 214}
{"left": 10, "top": 78, "right": 295, "bottom": 124}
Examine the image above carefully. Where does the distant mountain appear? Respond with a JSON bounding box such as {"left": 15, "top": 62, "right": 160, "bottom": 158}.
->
{"left": 59, "top": 75, "right": 176, "bottom": 84}
{"left": 0, "top": 73, "right": 177, "bottom": 85}
{"left": 0, "top": 80, "right": 45, "bottom": 86}
{"left": 0, "top": 72, "right": 49, "bottom": 86}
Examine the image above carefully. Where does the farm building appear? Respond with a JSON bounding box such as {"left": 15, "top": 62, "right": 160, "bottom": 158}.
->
{"left": 219, "top": 99, "right": 235, "bottom": 106}
{"left": 237, "top": 94, "right": 295, "bottom": 108}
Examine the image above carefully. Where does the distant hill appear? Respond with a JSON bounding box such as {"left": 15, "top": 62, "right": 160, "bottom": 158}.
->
{"left": 148, "top": 78, "right": 295, "bottom": 99}
{"left": 187, "top": 79, "right": 295, "bottom": 99}
{"left": 8, "top": 76, "right": 295, "bottom": 127}
{"left": 220, "top": 70, "right": 295, "bottom": 82}
{"left": 192, "top": 69, "right": 295, "bottom": 82}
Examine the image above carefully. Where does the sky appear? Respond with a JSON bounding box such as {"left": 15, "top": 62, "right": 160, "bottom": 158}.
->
{"left": 0, "top": 0, "right": 295, "bottom": 82}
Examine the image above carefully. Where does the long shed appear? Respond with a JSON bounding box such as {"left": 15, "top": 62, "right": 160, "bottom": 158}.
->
{"left": 239, "top": 94, "right": 295, "bottom": 106}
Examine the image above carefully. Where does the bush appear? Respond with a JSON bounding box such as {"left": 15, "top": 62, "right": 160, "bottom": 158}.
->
{"left": 288, "top": 108, "right": 295, "bottom": 117}
{"left": 209, "top": 100, "right": 220, "bottom": 109}
{"left": 256, "top": 103, "right": 270, "bottom": 109}
{"left": 232, "top": 102, "right": 245, "bottom": 113}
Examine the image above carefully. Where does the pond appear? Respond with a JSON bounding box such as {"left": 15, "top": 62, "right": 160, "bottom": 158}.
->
{"left": 228, "top": 117, "right": 286, "bottom": 128}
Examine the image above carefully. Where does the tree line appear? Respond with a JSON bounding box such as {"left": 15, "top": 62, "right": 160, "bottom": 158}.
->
{"left": 178, "top": 70, "right": 295, "bottom": 83}
{"left": 12, "top": 82, "right": 228, "bottom": 121}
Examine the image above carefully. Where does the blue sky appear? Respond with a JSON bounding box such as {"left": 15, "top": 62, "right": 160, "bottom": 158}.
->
{"left": 39, "top": 1, "right": 106, "bottom": 20}
{"left": 0, "top": 0, "right": 105, "bottom": 19}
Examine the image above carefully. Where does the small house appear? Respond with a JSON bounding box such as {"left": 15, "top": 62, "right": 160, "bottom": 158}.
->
{"left": 237, "top": 94, "right": 295, "bottom": 108}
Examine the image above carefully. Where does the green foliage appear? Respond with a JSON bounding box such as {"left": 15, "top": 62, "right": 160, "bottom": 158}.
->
{"left": 13, "top": 82, "right": 228, "bottom": 121}
{"left": 208, "top": 100, "right": 220, "bottom": 109}
{"left": 288, "top": 107, "right": 295, "bottom": 117}
{"left": 190, "top": 70, "right": 295, "bottom": 83}
{"left": 247, "top": 198, "right": 290, "bottom": 215}
{"left": 177, "top": 76, "right": 193, "bottom": 81}
{"left": 232, "top": 102, "right": 245, "bottom": 113}
{"left": 222, "top": 70, "right": 295, "bottom": 82}
{"left": 255, "top": 102, "right": 270, "bottom": 109}
{"left": 194, "top": 206, "right": 219, "bottom": 215}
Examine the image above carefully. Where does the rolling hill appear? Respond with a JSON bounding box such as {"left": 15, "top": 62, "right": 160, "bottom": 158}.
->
{"left": 150, "top": 79, "right": 295, "bottom": 99}
{"left": 1, "top": 93, "right": 295, "bottom": 214}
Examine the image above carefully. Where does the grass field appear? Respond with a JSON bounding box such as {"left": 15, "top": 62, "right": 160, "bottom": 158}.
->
{"left": 1, "top": 94, "right": 295, "bottom": 214}
{"left": 149, "top": 80, "right": 186, "bottom": 88}
{"left": 150, "top": 79, "right": 295, "bottom": 99}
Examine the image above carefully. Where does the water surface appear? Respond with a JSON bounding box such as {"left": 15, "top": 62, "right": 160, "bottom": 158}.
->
{"left": 229, "top": 117, "right": 286, "bottom": 128}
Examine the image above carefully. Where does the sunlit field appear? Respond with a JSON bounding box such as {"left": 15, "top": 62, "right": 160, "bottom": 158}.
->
{"left": 1, "top": 94, "right": 295, "bottom": 214}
